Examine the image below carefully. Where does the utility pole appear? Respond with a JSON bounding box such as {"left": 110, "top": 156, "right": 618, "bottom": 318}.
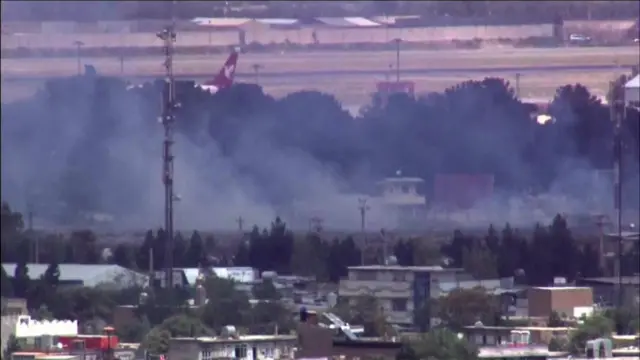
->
{"left": 26, "top": 202, "right": 38, "bottom": 264}
{"left": 236, "top": 216, "right": 244, "bottom": 232}
{"left": 381, "top": 228, "right": 389, "bottom": 266}
{"left": 252, "top": 64, "right": 263, "bottom": 85}
{"left": 158, "top": 2, "right": 178, "bottom": 291}
{"left": 515, "top": 73, "right": 521, "bottom": 99}
{"left": 73, "top": 40, "right": 84, "bottom": 75}
{"left": 609, "top": 80, "right": 625, "bottom": 307}
{"left": 358, "top": 198, "right": 370, "bottom": 266}
{"left": 358, "top": 198, "right": 369, "bottom": 233}
{"left": 393, "top": 38, "right": 401, "bottom": 82}
{"left": 594, "top": 214, "right": 610, "bottom": 274}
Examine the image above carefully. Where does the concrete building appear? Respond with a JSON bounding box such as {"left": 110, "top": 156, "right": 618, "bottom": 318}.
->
{"left": 625, "top": 74, "right": 639, "bottom": 106}
{"left": 338, "top": 265, "right": 514, "bottom": 327}
{"left": 168, "top": 334, "right": 297, "bottom": 360}
{"left": 576, "top": 275, "right": 640, "bottom": 308}
{"left": 526, "top": 287, "right": 594, "bottom": 318}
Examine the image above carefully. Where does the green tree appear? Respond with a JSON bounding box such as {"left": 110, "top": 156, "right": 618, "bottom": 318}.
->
{"left": 117, "top": 315, "right": 151, "bottom": 343}
{"left": 252, "top": 279, "right": 280, "bottom": 301}
{"left": 333, "top": 294, "right": 392, "bottom": 338}
{"left": 113, "top": 244, "right": 136, "bottom": 269}
{"left": 461, "top": 243, "right": 499, "bottom": 280}
{"left": 248, "top": 301, "right": 292, "bottom": 335}
{"left": 396, "top": 343, "right": 419, "bottom": 360}
{"left": 411, "top": 328, "right": 478, "bottom": 360}
{"left": 435, "top": 287, "right": 500, "bottom": 330}
{"left": 1, "top": 266, "right": 13, "bottom": 297}
{"left": 185, "top": 231, "right": 206, "bottom": 267}
{"left": 142, "top": 313, "right": 211, "bottom": 354}
{"left": 568, "top": 313, "right": 614, "bottom": 355}
{"left": 43, "top": 262, "right": 60, "bottom": 288}
{"left": 12, "top": 260, "right": 30, "bottom": 298}
{"left": 172, "top": 232, "right": 188, "bottom": 268}
{"left": 290, "top": 233, "right": 328, "bottom": 280}
{"left": 200, "top": 276, "right": 251, "bottom": 330}
{"left": 0, "top": 202, "right": 24, "bottom": 243}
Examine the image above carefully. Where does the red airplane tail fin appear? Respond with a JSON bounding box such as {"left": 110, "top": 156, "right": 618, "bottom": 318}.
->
{"left": 210, "top": 51, "right": 238, "bottom": 89}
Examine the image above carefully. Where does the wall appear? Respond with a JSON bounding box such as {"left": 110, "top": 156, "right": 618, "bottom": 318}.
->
{"left": 0, "top": 23, "right": 556, "bottom": 50}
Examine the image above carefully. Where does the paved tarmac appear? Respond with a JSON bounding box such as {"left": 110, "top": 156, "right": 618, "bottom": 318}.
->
{"left": 1, "top": 64, "right": 629, "bottom": 83}
{"left": 2, "top": 46, "right": 638, "bottom": 81}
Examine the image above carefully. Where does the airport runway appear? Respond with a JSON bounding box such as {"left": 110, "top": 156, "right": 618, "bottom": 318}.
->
{"left": 1, "top": 46, "right": 638, "bottom": 80}
{"left": 0, "top": 64, "right": 630, "bottom": 83}
{"left": 2, "top": 46, "right": 636, "bottom": 104}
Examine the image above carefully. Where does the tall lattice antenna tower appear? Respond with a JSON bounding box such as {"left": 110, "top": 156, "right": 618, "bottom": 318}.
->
{"left": 157, "top": 1, "right": 178, "bottom": 290}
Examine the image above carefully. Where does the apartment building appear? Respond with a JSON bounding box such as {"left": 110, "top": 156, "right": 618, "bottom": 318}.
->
{"left": 338, "top": 265, "right": 514, "bottom": 327}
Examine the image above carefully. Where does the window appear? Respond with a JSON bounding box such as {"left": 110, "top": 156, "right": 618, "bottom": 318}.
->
{"left": 356, "top": 271, "right": 377, "bottom": 281}
{"left": 234, "top": 344, "right": 248, "bottom": 359}
{"left": 391, "top": 298, "right": 408, "bottom": 311}
{"left": 264, "top": 346, "right": 274, "bottom": 358}
{"left": 201, "top": 350, "right": 213, "bottom": 360}
{"left": 392, "top": 272, "right": 406, "bottom": 281}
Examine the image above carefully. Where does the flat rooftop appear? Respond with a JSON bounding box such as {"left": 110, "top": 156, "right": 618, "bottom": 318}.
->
{"left": 347, "top": 265, "right": 463, "bottom": 272}
{"left": 171, "top": 335, "right": 296, "bottom": 344}
{"left": 533, "top": 286, "right": 592, "bottom": 291}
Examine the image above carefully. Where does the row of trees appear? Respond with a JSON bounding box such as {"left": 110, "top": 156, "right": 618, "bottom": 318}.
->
{"left": 3, "top": 201, "right": 638, "bottom": 288}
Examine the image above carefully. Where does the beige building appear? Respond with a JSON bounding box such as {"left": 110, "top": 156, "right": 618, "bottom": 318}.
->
{"left": 168, "top": 334, "right": 296, "bottom": 360}
{"left": 338, "top": 265, "right": 514, "bottom": 326}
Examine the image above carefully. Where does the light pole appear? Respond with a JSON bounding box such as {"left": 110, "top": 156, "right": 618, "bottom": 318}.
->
{"left": 252, "top": 63, "right": 263, "bottom": 85}
{"left": 609, "top": 79, "right": 625, "bottom": 307}
{"left": 358, "top": 198, "right": 370, "bottom": 266}
{"left": 358, "top": 198, "right": 370, "bottom": 233}
{"left": 393, "top": 38, "right": 402, "bottom": 82}
{"left": 73, "top": 40, "right": 84, "bottom": 75}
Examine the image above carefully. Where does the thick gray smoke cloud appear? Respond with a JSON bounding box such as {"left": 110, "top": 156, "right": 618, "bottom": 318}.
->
{"left": 0, "top": 82, "right": 393, "bottom": 232}
{"left": 2, "top": 78, "right": 638, "bottom": 233}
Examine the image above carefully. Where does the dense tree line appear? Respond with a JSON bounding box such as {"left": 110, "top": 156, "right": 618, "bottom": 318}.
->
{"left": 3, "top": 202, "right": 639, "bottom": 288}
{"left": 3, "top": 1, "right": 638, "bottom": 22}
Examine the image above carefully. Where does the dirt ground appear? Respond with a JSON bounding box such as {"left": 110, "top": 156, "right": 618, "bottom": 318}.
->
{"left": 1, "top": 46, "right": 638, "bottom": 78}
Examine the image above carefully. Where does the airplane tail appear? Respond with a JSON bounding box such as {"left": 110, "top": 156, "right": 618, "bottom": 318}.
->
{"left": 210, "top": 51, "right": 238, "bottom": 88}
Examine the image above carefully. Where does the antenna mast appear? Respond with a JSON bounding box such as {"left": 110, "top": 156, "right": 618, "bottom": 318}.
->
{"left": 158, "top": 2, "right": 178, "bottom": 290}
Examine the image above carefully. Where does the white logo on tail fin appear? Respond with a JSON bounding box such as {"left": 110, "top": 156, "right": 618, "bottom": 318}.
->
{"left": 223, "top": 64, "right": 236, "bottom": 80}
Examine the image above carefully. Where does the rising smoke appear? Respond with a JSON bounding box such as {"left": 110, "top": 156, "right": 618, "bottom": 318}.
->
{"left": 1, "top": 76, "right": 638, "bottom": 232}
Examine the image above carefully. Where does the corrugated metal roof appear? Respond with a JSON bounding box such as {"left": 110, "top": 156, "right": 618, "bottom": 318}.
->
{"left": 315, "top": 17, "right": 354, "bottom": 27}
{"left": 1, "top": 263, "right": 147, "bottom": 288}
{"left": 626, "top": 74, "right": 639, "bottom": 89}
{"left": 179, "top": 267, "right": 257, "bottom": 285}
{"left": 343, "top": 17, "right": 382, "bottom": 27}
{"left": 256, "top": 18, "right": 299, "bottom": 25}
{"left": 191, "top": 17, "right": 252, "bottom": 27}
